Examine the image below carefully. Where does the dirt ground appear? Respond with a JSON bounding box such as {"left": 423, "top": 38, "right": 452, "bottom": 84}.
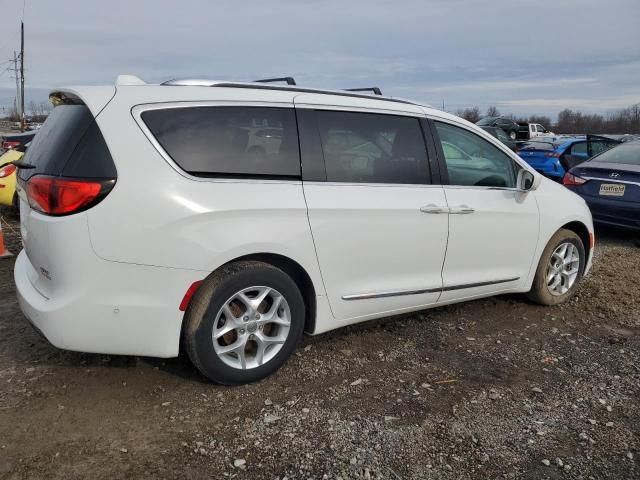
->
{"left": 0, "top": 210, "right": 638, "bottom": 480}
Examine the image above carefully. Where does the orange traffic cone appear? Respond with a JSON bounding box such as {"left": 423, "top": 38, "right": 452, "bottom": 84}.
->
{"left": 0, "top": 220, "right": 12, "bottom": 258}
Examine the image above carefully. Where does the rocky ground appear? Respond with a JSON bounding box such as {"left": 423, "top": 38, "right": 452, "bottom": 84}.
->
{"left": 0, "top": 210, "right": 638, "bottom": 479}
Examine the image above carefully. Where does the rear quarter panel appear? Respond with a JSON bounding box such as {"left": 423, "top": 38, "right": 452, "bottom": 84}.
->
{"left": 85, "top": 88, "right": 326, "bottom": 294}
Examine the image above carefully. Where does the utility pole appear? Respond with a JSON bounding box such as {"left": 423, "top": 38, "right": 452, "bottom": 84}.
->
{"left": 20, "top": 21, "right": 25, "bottom": 132}
{"left": 12, "top": 51, "right": 20, "bottom": 122}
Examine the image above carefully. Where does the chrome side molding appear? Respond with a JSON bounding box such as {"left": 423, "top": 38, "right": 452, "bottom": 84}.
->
{"left": 342, "top": 277, "right": 520, "bottom": 300}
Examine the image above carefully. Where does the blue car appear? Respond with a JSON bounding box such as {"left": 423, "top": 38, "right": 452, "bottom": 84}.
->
{"left": 517, "top": 135, "right": 620, "bottom": 180}
{"left": 564, "top": 141, "right": 640, "bottom": 231}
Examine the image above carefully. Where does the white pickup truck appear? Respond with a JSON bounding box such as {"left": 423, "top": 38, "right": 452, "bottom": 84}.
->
{"left": 519, "top": 122, "right": 554, "bottom": 139}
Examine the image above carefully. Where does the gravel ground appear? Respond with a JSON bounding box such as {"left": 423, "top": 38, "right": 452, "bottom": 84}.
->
{"left": 0, "top": 209, "right": 638, "bottom": 479}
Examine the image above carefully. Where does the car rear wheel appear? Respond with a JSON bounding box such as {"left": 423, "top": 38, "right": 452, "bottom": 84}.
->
{"left": 527, "top": 228, "right": 585, "bottom": 306}
{"left": 184, "top": 261, "right": 305, "bottom": 384}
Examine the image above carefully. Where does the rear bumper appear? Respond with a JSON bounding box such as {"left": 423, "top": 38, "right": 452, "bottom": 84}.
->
{"left": 14, "top": 249, "right": 202, "bottom": 358}
{"left": 581, "top": 195, "right": 640, "bottom": 231}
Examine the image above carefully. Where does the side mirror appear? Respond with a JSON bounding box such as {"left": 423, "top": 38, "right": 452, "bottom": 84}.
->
{"left": 517, "top": 169, "right": 535, "bottom": 191}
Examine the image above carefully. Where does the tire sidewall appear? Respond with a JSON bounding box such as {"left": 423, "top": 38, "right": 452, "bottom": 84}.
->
{"left": 191, "top": 266, "right": 305, "bottom": 384}
{"left": 534, "top": 230, "right": 586, "bottom": 305}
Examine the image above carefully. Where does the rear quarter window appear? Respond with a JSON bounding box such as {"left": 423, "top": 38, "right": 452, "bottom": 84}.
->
{"left": 141, "top": 106, "right": 301, "bottom": 178}
{"left": 19, "top": 104, "right": 116, "bottom": 181}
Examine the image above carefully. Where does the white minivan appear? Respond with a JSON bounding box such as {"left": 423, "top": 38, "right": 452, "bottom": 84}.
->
{"left": 14, "top": 75, "right": 594, "bottom": 384}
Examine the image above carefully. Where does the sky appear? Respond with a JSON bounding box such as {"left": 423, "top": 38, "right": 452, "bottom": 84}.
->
{"left": 0, "top": 0, "right": 638, "bottom": 119}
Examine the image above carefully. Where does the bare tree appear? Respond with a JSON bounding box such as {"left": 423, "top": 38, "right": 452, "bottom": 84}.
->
{"left": 486, "top": 105, "right": 500, "bottom": 117}
{"left": 455, "top": 106, "right": 481, "bottom": 123}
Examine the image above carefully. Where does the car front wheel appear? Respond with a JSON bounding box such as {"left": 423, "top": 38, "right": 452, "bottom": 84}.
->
{"left": 527, "top": 228, "right": 586, "bottom": 306}
{"left": 184, "top": 261, "right": 305, "bottom": 384}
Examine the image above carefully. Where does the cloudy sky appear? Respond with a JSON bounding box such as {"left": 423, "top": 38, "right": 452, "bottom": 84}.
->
{"left": 0, "top": 0, "right": 638, "bottom": 119}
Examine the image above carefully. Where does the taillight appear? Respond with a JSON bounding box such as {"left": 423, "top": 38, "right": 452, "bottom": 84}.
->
{"left": 562, "top": 173, "right": 587, "bottom": 186}
{"left": 545, "top": 152, "right": 560, "bottom": 158}
{"left": 26, "top": 175, "right": 115, "bottom": 215}
{"left": 2, "top": 141, "right": 20, "bottom": 150}
{"left": 0, "top": 164, "right": 16, "bottom": 178}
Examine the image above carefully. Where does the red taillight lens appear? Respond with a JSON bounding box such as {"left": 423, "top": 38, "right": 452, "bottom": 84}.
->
{"left": 545, "top": 152, "right": 560, "bottom": 158}
{"left": 562, "top": 173, "right": 587, "bottom": 186}
{"left": 0, "top": 164, "right": 16, "bottom": 178}
{"left": 26, "top": 176, "right": 113, "bottom": 215}
{"left": 3, "top": 141, "right": 20, "bottom": 150}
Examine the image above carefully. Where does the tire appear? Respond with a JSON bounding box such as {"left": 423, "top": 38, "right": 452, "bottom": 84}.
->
{"left": 527, "top": 228, "right": 586, "bottom": 306}
{"left": 509, "top": 130, "right": 517, "bottom": 140}
{"left": 184, "top": 261, "right": 305, "bottom": 384}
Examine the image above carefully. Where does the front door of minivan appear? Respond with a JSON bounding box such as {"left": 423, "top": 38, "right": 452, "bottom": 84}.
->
{"left": 296, "top": 105, "right": 449, "bottom": 321}
{"left": 431, "top": 120, "right": 539, "bottom": 303}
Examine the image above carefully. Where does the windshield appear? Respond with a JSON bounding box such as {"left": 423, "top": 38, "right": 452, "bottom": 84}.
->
{"left": 476, "top": 117, "right": 496, "bottom": 126}
{"left": 591, "top": 143, "right": 640, "bottom": 166}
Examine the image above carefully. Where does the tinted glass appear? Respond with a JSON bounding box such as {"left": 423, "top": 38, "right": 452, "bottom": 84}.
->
{"left": 435, "top": 122, "right": 518, "bottom": 188}
{"left": 315, "top": 110, "right": 429, "bottom": 184}
{"left": 591, "top": 143, "right": 640, "bottom": 165}
{"left": 142, "top": 107, "right": 300, "bottom": 177}
{"left": 495, "top": 129, "right": 509, "bottom": 142}
{"left": 590, "top": 140, "right": 618, "bottom": 156}
{"left": 476, "top": 117, "right": 495, "bottom": 126}
{"left": 19, "top": 104, "right": 116, "bottom": 181}
{"left": 570, "top": 142, "right": 587, "bottom": 155}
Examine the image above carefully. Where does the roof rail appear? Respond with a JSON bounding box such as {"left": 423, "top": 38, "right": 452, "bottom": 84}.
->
{"left": 254, "top": 77, "right": 297, "bottom": 85}
{"left": 212, "top": 82, "right": 415, "bottom": 105}
{"left": 344, "top": 87, "right": 382, "bottom": 96}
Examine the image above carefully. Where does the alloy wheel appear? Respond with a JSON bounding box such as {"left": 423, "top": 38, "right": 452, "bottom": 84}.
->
{"left": 212, "top": 286, "right": 291, "bottom": 369}
{"left": 546, "top": 242, "right": 580, "bottom": 296}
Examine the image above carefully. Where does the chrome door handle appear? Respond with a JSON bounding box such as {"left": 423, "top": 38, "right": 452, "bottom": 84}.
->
{"left": 420, "top": 204, "right": 448, "bottom": 214}
{"left": 449, "top": 205, "right": 475, "bottom": 214}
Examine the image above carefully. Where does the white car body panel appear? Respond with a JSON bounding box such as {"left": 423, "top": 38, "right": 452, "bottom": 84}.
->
{"left": 13, "top": 79, "right": 595, "bottom": 358}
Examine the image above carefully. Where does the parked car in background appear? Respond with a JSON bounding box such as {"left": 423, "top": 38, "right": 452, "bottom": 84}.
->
{"left": 476, "top": 116, "right": 521, "bottom": 140}
{"left": 0, "top": 145, "right": 26, "bottom": 210}
{"left": 563, "top": 141, "right": 640, "bottom": 231}
{"left": 479, "top": 126, "right": 518, "bottom": 151}
{"left": 2, "top": 131, "right": 36, "bottom": 151}
{"left": 517, "top": 135, "right": 621, "bottom": 180}
{"left": 524, "top": 123, "right": 554, "bottom": 139}
{"left": 15, "top": 75, "right": 595, "bottom": 385}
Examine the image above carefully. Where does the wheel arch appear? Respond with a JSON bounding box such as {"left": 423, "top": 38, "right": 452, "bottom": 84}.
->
{"left": 180, "top": 252, "right": 318, "bottom": 346}
{"left": 561, "top": 220, "right": 592, "bottom": 261}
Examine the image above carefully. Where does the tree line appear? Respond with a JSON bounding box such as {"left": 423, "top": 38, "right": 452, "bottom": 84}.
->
{"left": 454, "top": 103, "right": 640, "bottom": 134}
{"left": 3, "top": 101, "right": 53, "bottom": 123}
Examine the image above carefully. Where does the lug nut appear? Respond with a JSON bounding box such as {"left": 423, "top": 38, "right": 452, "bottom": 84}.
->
{"left": 239, "top": 329, "right": 245, "bottom": 334}
{"left": 243, "top": 316, "right": 249, "bottom": 321}
{"left": 255, "top": 314, "right": 260, "bottom": 319}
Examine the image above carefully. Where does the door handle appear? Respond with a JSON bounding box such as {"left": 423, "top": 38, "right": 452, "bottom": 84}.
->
{"left": 420, "top": 204, "right": 448, "bottom": 214}
{"left": 449, "top": 205, "right": 475, "bottom": 214}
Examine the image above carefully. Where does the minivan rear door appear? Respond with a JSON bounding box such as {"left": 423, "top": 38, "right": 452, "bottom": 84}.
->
{"left": 295, "top": 96, "right": 449, "bottom": 321}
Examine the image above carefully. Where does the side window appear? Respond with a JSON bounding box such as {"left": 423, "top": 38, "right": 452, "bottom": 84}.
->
{"left": 434, "top": 122, "right": 518, "bottom": 188}
{"left": 569, "top": 142, "right": 587, "bottom": 156}
{"left": 315, "top": 110, "right": 430, "bottom": 184}
{"left": 589, "top": 140, "right": 617, "bottom": 156}
{"left": 141, "top": 106, "right": 300, "bottom": 177}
